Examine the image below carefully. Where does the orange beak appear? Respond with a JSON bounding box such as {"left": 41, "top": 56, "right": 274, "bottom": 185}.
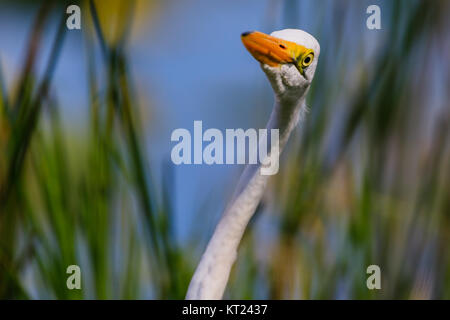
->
{"left": 241, "top": 31, "right": 299, "bottom": 67}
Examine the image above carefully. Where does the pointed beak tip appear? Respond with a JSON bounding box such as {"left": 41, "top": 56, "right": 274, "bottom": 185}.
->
{"left": 241, "top": 31, "right": 253, "bottom": 38}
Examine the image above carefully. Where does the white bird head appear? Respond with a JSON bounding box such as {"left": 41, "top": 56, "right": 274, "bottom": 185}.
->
{"left": 241, "top": 29, "right": 320, "bottom": 101}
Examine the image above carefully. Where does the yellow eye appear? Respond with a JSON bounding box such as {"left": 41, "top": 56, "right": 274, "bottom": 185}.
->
{"left": 301, "top": 52, "right": 314, "bottom": 67}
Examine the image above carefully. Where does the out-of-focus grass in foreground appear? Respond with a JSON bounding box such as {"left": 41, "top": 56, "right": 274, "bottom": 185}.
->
{"left": 0, "top": 0, "right": 190, "bottom": 299}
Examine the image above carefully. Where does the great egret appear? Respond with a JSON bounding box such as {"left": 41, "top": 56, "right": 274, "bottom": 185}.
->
{"left": 186, "top": 29, "right": 320, "bottom": 300}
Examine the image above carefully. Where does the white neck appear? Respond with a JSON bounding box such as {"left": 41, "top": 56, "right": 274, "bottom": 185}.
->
{"left": 186, "top": 96, "right": 306, "bottom": 300}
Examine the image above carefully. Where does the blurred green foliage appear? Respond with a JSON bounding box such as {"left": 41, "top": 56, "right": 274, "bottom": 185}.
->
{"left": 232, "top": 0, "right": 450, "bottom": 299}
{"left": 0, "top": 0, "right": 449, "bottom": 299}
{"left": 0, "top": 0, "right": 190, "bottom": 299}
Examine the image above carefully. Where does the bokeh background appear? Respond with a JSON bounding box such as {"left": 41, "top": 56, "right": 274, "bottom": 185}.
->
{"left": 0, "top": 0, "right": 449, "bottom": 299}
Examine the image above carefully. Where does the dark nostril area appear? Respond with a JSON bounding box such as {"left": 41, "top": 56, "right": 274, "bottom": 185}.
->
{"left": 241, "top": 31, "right": 253, "bottom": 37}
